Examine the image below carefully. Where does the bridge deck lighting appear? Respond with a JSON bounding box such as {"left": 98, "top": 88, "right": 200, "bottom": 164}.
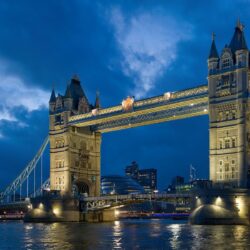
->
{"left": 235, "top": 197, "right": 243, "bottom": 213}
{"left": 53, "top": 207, "right": 61, "bottom": 216}
{"left": 164, "top": 92, "right": 171, "bottom": 100}
{"left": 114, "top": 210, "right": 120, "bottom": 216}
{"left": 39, "top": 203, "right": 44, "bottom": 210}
{"left": 204, "top": 108, "right": 208, "bottom": 112}
{"left": 215, "top": 196, "right": 222, "bottom": 206}
{"left": 122, "top": 96, "right": 134, "bottom": 111}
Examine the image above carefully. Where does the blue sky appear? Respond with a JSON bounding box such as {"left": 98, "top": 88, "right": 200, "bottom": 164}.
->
{"left": 0, "top": 0, "right": 249, "bottom": 190}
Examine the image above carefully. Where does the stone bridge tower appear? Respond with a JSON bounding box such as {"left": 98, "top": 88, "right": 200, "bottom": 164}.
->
{"left": 208, "top": 21, "right": 250, "bottom": 188}
{"left": 49, "top": 76, "right": 101, "bottom": 196}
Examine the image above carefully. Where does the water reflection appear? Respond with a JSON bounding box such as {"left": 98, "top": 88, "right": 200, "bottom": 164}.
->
{"left": 113, "top": 220, "right": 122, "bottom": 249}
{"left": 168, "top": 224, "right": 181, "bottom": 249}
{"left": 148, "top": 220, "right": 161, "bottom": 238}
{"left": 0, "top": 220, "right": 249, "bottom": 249}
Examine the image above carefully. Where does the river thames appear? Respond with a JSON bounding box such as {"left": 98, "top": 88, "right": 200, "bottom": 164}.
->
{"left": 0, "top": 220, "right": 249, "bottom": 249}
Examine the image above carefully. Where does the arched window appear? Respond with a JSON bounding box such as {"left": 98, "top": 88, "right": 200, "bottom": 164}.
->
{"left": 221, "top": 52, "right": 232, "bottom": 69}
{"left": 219, "top": 140, "right": 223, "bottom": 149}
{"left": 232, "top": 138, "right": 236, "bottom": 148}
{"left": 224, "top": 163, "right": 229, "bottom": 172}
{"left": 222, "top": 58, "right": 230, "bottom": 68}
{"left": 225, "top": 139, "right": 230, "bottom": 148}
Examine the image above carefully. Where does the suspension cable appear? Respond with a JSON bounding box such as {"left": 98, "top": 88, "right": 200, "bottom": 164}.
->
{"left": 34, "top": 165, "right": 36, "bottom": 197}
{"left": 0, "top": 136, "right": 49, "bottom": 201}
{"left": 27, "top": 175, "right": 29, "bottom": 198}
{"left": 41, "top": 153, "right": 43, "bottom": 190}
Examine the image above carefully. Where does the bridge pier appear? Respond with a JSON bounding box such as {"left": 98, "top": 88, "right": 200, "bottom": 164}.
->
{"left": 189, "top": 188, "right": 250, "bottom": 225}
{"left": 24, "top": 195, "right": 81, "bottom": 222}
{"left": 83, "top": 209, "right": 117, "bottom": 222}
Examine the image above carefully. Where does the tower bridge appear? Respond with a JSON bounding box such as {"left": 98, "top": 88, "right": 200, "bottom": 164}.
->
{"left": 1, "top": 22, "right": 250, "bottom": 224}
{"left": 48, "top": 78, "right": 210, "bottom": 197}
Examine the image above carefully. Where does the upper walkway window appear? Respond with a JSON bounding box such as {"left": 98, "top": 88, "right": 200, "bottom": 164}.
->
{"left": 222, "top": 58, "right": 230, "bottom": 68}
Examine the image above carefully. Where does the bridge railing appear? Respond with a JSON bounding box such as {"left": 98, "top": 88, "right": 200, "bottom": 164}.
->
{"left": 81, "top": 193, "right": 192, "bottom": 202}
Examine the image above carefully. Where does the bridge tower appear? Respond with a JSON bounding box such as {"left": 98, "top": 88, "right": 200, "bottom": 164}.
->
{"left": 49, "top": 76, "right": 101, "bottom": 196}
{"left": 208, "top": 21, "right": 250, "bottom": 188}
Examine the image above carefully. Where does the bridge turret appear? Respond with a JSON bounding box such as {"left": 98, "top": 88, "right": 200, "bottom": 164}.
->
{"left": 64, "top": 84, "right": 73, "bottom": 112}
{"left": 230, "top": 20, "right": 249, "bottom": 68}
{"left": 66, "top": 75, "right": 90, "bottom": 114}
{"left": 208, "top": 33, "right": 219, "bottom": 72}
{"left": 94, "top": 91, "right": 100, "bottom": 109}
{"left": 49, "top": 88, "right": 56, "bottom": 113}
{"left": 78, "top": 96, "right": 90, "bottom": 114}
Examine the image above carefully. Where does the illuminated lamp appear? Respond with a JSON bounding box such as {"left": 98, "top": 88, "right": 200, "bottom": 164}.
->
{"left": 92, "top": 109, "right": 98, "bottom": 116}
{"left": 122, "top": 97, "right": 134, "bottom": 111}
{"left": 164, "top": 92, "right": 172, "bottom": 100}
{"left": 39, "top": 203, "right": 44, "bottom": 209}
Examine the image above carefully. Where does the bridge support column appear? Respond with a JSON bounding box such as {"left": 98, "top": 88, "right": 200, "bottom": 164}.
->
{"left": 189, "top": 188, "right": 250, "bottom": 225}
{"left": 83, "top": 209, "right": 117, "bottom": 222}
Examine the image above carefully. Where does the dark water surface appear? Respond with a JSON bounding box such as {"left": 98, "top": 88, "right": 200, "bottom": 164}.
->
{"left": 0, "top": 219, "right": 249, "bottom": 249}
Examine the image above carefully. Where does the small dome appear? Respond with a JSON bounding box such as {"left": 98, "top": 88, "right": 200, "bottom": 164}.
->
{"left": 101, "top": 175, "right": 144, "bottom": 195}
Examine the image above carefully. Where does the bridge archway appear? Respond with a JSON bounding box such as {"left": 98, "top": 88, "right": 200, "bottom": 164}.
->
{"left": 72, "top": 179, "right": 92, "bottom": 196}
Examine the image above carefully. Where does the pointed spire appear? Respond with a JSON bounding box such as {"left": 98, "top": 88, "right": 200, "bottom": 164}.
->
{"left": 49, "top": 88, "right": 56, "bottom": 103}
{"left": 208, "top": 32, "right": 219, "bottom": 59}
{"left": 95, "top": 91, "right": 100, "bottom": 109}
{"left": 72, "top": 74, "right": 80, "bottom": 83}
{"left": 237, "top": 18, "right": 244, "bottom": 31}
{"left": 64, "top": 84, "right": 72, "bottom": 98}
{"left": 229, "top": 19, "right": 248, "bottom": 53}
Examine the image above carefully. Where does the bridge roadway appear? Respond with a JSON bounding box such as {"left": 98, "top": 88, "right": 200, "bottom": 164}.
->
{"left": 0, "top": 192, "right": 192, "bottom": 213}
{"left": 0, "top": 200, "right": 30, "bottom": 218}
{"left": 69, "top": 84, "right": 208, "bottom": 132}
{"left": 81, "top": 193, "right": 192, "bottom": 211}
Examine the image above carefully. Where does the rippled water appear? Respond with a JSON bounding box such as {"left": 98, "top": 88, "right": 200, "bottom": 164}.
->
{"left": 0, "top": 220, "right": 249, "bottom": 249}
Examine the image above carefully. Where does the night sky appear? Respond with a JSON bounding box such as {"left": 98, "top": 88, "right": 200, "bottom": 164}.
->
{"left": 0, "top": 0, "right": 249, "bottom": 191}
